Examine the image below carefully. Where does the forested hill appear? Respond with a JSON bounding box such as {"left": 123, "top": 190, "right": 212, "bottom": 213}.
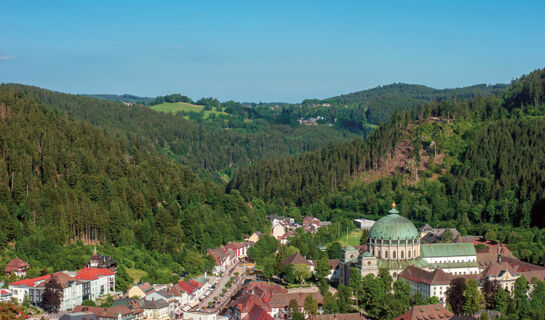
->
{"left": 228, "top": 68, "right": 545, "bottom": 262}
{"left": 0, "top": 85, "right": 267, "bottom": 269}
{"left": 0, "top": 84, "right": 355, "bottom": 176}
{"left": 319, "top": 83, "right": 507, "bottom": 124}
{"left": 83, "top": 94, "right": 154, "bottom": 104}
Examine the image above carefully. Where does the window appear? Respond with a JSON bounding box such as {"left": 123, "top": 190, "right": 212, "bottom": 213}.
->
{"left": 408, "top": 250, "right": 411, "bottom": 258}
{"left": 384, "top": 251, "right": 389, "bottom": 259}
{"left": 401, "top": 251, "right": 404, "bottom": 259}
{"left": 393, "top": 251, "right": 397, "bottom": 259}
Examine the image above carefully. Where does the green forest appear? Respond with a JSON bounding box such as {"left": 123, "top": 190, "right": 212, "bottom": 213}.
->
{"left": 228, "top": 68, "right": 545, "bottom": 264}
{"left": 0, "top": 68, "right": 542, "bottom": 288}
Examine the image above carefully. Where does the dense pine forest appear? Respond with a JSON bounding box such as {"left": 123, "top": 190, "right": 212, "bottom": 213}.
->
{"left": 228, "top": 68, "right": 545, "bottom": 264}
{"left": 2, "top": 84, "right": 356, "bottom": 177}
{"left": 0, "top": 86, "right": 268, "bottom": 282}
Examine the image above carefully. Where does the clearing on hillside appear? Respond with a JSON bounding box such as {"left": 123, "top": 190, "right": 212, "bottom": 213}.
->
{"left": 149, "top": 102, "right": 229, "bottom": 118}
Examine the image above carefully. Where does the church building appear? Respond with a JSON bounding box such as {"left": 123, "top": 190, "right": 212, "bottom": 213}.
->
{"left": 339, "top": 204, "right": 478, "bottom": 285}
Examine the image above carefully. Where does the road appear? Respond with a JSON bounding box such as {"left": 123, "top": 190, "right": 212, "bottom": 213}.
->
{"left": 193, "top": 260, "right": 249, "bottom": 312}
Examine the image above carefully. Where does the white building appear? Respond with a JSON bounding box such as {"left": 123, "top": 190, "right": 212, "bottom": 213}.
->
{"left": 398, "top": 266, "right": 453, "bottom": 305}
{"left": 9, "top": 268, "right": 116, "bottom": 311}
{"left": 353, "top": 219, "right": 375, "bottom": 230}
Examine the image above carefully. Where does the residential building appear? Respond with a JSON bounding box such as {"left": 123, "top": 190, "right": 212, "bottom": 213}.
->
{"left": 88, "top": 249, "right": 117, "bottom": 272}
{"left": 144, "top": 291, "right": 177, "bottom": 319}
{"left": 59, "top": 313, "right": 97, "bottom": 320}
{"left": 140, "top": 298, "right": 169, "bottom": 320}
{"left": 4, "top": 258, "right": 29, "bottom": 278}
{"left": 302, "top": 216, "right": 321, "bottom": 233}
{"left": 418, "top": 224, "right": 459, "bottom": 243}
{"left": 394, "top": 304, "right": 453, "bottom": 320}
{"left": 128, "top": 283, "right": 154, "bottom": 299}
{"left": 247, "top": 232, "right": 264, "bottom": 244}
{"left": 311, "top": 314, "right": 366, "bottom": 320}
{"left": 353, "top": 219, "right": 375, "bottom": 230}
{"left": 184, "top": 311, "right": 229, "bottom": 320}
{"left": 281, "top": 252, "right": 315, "bottom": 273}
{"left": 208, "top": 247, "right": 237, "bottom": 275}
{"left": 0, "top": 289, "right": 13, "bottom": 302}
{"left": 225, "top": 242, "right": 248, "bottom": 259}
{"left": 398, "top": 266, "right": 451, "bottom": 305}
{"left": 70, "top": 268, "right": 116, "bottom": 300}
{"left": 73, "top": 304, "right": 137, "bottom": 320}
{"left": 10, "top": 272, "right": 84, "bottom": 311}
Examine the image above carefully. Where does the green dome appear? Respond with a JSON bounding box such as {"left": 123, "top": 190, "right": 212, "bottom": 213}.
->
{"left": 368, "top": 213, "right": 418, "bottom": 240}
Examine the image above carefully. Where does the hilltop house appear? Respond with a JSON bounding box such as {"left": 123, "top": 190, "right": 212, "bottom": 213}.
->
{"left": 88, "top": 249, "right": 117, "bottom": 272}
{"left": 128, "top": 282, "right": 154, "bottom": 299}
{"left": 4, "top": 258, "right": 29, "bottom": 278}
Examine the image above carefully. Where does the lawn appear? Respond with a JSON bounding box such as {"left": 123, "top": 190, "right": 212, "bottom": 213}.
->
{"left": 335, "top": 229, "right": 363, "bottom": 247}
{"left": 149, "top": 102, "right": 229, "bottom": 118}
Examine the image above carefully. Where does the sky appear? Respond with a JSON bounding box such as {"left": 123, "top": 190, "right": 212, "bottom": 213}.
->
{"left": 1, "top": 1, "right": 544, "bottom": 102}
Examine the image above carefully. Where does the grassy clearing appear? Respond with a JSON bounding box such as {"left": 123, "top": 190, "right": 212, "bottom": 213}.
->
{"left": 127, "top": 268, "right": 148, "bottom": 283}
{"left": 149, "top": 102, "right": 229, "bottom": 118}
{"left": 333, "top": 229, "right": 363, "bottom": 247}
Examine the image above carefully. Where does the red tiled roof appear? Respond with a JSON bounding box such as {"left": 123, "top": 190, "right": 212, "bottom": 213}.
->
{"left": 394, "top": 304, "right": 453, "bottom": 320}
{"left": 75, "top": 267, "right": 115, "bottom": 280}
{"left": 4, "top": 258, "right": 29, "bottom": 272}
{"left": 226, "top": 242, "right": 245, "bottom": 250}
{"left": 10, "top": 274, "right": 51, "bottom": 287}
{"left": 245, "top": 304, "right": 274, "bottom": 320}
{"left": 399, "top": 266, "right": 451, "bottom": 285}
{"left": 481, "top": 261, "right": 518, "bottom": 280}
{"left": 178, "top": 279, "right": 202, "bottom": 294}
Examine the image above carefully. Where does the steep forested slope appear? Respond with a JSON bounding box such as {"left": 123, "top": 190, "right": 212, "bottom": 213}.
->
{"left": 228, "top": 68, "right": 545, "bottom": 262}
{"left": 1, "top": 84, "right": 355, "bottom": 176}
{"left": 0, "top": 86, "right": 267, "bottom": 273}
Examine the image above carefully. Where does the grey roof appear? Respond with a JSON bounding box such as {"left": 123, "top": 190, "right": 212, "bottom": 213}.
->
{"left": 141, "top": 299, "right": 169, "bottom": 309}
{"left": 59, "top": 313, "right": 97, "bottom": 320}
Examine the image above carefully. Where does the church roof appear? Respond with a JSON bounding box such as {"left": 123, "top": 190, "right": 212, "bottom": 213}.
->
{"left": 420, "top": 243, "right": 476, "bottom": 257}
{"left": 369, "top": 213, "right": 418, "bottom": 240}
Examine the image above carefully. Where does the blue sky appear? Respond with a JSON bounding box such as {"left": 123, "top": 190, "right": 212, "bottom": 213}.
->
{"left": 1, "top": 1, "right": 544, "bottom": 102}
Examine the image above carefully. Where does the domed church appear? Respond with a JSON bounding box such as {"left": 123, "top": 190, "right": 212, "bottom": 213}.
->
{"left": 367, "top": 204, "right": 420, "bottom": 260}
{"left": 339, "top": 204, "right": 479, "bottom": 285}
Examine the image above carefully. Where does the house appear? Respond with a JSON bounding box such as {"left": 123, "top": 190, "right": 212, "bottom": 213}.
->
{"left": 140, "top": 298, "right": 169, "bottom": 320}
{"left": 247, "top": 232, "right": 264, "bottom": 244}
{"left": 272, "top": 224, "right": 286, "bottom": 241}
{"left": 302, "top": 216, "right": 321, "bottom": 233}
{"left": 267, "top": 215, "right": 294, "bottom": 227}
{"left": 0, "top": 289, "right": 13, "bottom": 302}
{"left": 144, "top": 291, "right": 177, "bottom": 319}
{"left": 353, "top": 219, "right": 375, "bottom": 230}
{"left": 4, "top": 258, "right": 29, "bottom": 278}
{"left": 398, "top": 266, "right": 452, "bottom": 305}
{"left": 208, "top": 247, "right": 237, "bottom": 275}
{"left": 174, "top": 279, "right": 206, "bottom": 307}
{"left": 225, "top": 242, "right": 248, "bottom": 259}
{"left": 418, "top": 224, "right": 459, "bottom": 243}
{"left": 128, "top": 282, "right": 154, "bottom": 299}
{"left": 281, "top": 252, "right": 315, "bottom": 273}
{"left": 10, "top": 272, "right": 84, "bottom": 311}
{"left": 73, "top": 304, "right": 136, "bottom": 320}
{"left": 88, "top": 249, "right": 117, "bottom": 272}
{"left": 394, "top": 304, "right": 453, "bottom": 320}
{"left": 184, "top": 311, "right": 229, "bottom": 320}
{"left": 70, "top": 268, "right": 116, "bottom": 301}
{"left": 311, "top": 314, "right": 366, "bottom": 320}
{"left": 59, "top": 312, "right": 97, "bottom": 320}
